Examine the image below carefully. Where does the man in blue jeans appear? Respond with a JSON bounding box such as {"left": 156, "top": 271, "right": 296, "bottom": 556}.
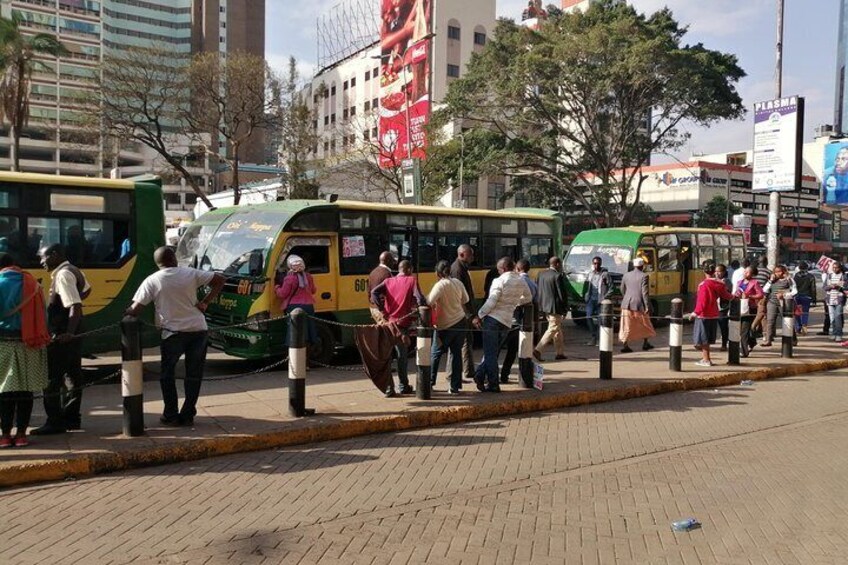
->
{"left": 125, "top": 247, "right": 225, "bottom": 426}
{"left": 584, "top": 256, "right": 610, "bottom": 346}
{"left": 472, "top": 257, "right": 531, "bottom": 392}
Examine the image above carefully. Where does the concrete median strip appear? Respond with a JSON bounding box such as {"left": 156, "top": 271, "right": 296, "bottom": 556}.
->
{"left": 3, "top": 357, "right": 848, "bottom": 489}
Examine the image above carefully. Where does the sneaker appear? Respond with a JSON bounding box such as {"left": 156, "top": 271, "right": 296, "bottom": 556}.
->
{"left": 586, "top": 340, "right": 597, "bottom": 347}
{"left": 473, "top": 374, "right": 486, "bottom": 392}
{"left": 398, "top": 384, "right": 415, "bottom": 395}
{"left": 483, "top": 386, "right": 501, "bottom": 393}
{"left": 801, "top": 326, "right": 808, "bottom": 336}
{"left": 719, "top": 345, "right": 728, "bottom": 352}
{"left": 0, "top": 436, "right": 12, "bottom": 448}
{"left": 30, "top": 424, "right": 66, "bottom": 436}
{"left": 159, "top": 415, "right": 181, "bottom": 427}
{"left": 13, "top": 435, "right": 28, "bottom": 447}
{"left": 384, "top": 388, "right": 397, "bottom": 398}
{"left": 499, "top": 376, "right": 510, "bottom": 384}
{"left": 448, "top": 389, "right": 461, "bottom": 395}
{"left": 555, "top": 354, "right": 568, "bottom": 360}
{"left": 760, "top": 341, "right": 772, "bottom": 347}
{"left": 178, "top": 415, "right": 194, "bottom": 427}
{"left": 694, "top": 359, "right": 713, "bottom": 367}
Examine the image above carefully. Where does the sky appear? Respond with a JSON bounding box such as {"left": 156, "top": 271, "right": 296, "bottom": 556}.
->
{"left": 267, "top": 0, "right": 841, "bottom": 159}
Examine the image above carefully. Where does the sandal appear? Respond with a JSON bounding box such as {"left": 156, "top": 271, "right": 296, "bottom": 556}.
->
{"left": 13, "top": 435, "right": 28, "bottom": 447}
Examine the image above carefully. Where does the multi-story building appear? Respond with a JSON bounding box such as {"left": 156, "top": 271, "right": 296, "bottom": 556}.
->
{"left": 306, "top": 0, "right": 503, "bottom": 207}
{"left": 0, "top": 0, "right": 265, "bottom": 217}
{"left": 835, "top": 0, "right": 848, "bottom": 133}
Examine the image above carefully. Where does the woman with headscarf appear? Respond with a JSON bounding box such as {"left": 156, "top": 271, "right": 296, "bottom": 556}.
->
{"left": 0, "top": 253, "right": 50, "bottom": 447}
{"left": 275, "top": 254, "right": 318, "bottom": 347}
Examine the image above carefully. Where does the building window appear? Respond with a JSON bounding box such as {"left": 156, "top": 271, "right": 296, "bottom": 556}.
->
{"left": 372, "top": 127, "right": 378, "bottom": 138}
{"left": 364, "top": 100, "right": 371, "bottom": 111}
{"left": 365, "top": 70, "right": 370, "bottom": 81}
{"left": 447, "top": 64, "right": 460, "bottom": 78}
{"left": 374, "top": 67, "right": 379, "bottom": 77}
{"left": 330, "top": 113, "right": 336, "bottom": 124}
{"left": 448, "top": 25, "right": 461, "bottom": 40}
{"left": 330, "top": 140, "right": 336, "bottom": 154}
{"left": 221, "top": 21, "right": 226, "bottom": 29}
{"left": 331, "top": 85, "right": 336, "bottom": 96}
{"left": 350, "top": 77, "right": 356, "bottom": 87}
{"left": 474, "top": 32, "right": 486, "bottom": 45}
{"left": 324, "top": 116, "right": 329, "bottom": 126}
{"left": 219, "top": 6, "right": 225, "bottom": 12}
{"left": 488, "top": 182, "right": 505, "bottom": 210}
{"left": 219, "top": 36, "right": 225, "bottom": 43}
{"left": 372, "top": 97, "right": 378, "bottom": 108}
{"left": 464, "top": 183, "right": 478, "bottom": 208}
{"left": 343, "top": 109, "right": 349, "bottom": 120}
{"left": 364, "top": 129, "right": 370, "bottom": 141}
{"left": 350, "top": 106, "right": 356, "bottom": 117}
{"left": 343, "top": 80, "right": 349, "bottom": 90}
{"left": 323, "top": 141, "right": 329, "bottom": 152}
{"left": 313, "top": 93, "right": 318, "bottom": 104}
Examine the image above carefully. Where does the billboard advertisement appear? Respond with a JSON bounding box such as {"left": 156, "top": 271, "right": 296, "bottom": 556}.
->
{"left": 752, "top": 96, "right": 805, "bottom": 193}
{"left": 822, "top": 142, "right": 848, "bottom": 205}
{"left": 378, "top": 0, "right": 432, "bottom": 168}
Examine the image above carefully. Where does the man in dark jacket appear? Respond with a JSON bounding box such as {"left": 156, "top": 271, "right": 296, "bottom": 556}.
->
{"left": 533, "top": 256, "right": 568, "bottom": 361}
{"left": 450, "top": 244, "right": 475, "bottom": 382}
{"left": 793, "top": 261, "right": 816, "bottom": 335}
{"left": 367, "top": 251, "right": 395, "bottom": 323}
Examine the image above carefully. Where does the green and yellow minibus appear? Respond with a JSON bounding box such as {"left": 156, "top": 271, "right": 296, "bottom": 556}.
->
{"left": 0, "top": 171, "right": 164, "bottom": 352}
{"left": 564, "top": 227, "right": 747, "bottom": 320}
{"left": 176, "top": 200, "right": 562, "bottom": 361}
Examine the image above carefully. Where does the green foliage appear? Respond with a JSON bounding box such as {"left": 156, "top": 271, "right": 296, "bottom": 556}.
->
{"left": 0, "top": 13, "right": 68, "bottom": 171}
{"left": 281, "top": 57, "right": 321, "bottom": 199}
{"left": 696, "top": 195, "right": 741, "bottom": 229}
{"left": 437, "top": 0, "right": 745, "bottom": 225}
{"left": 628, "top": 202, "right": 657, "bottom": 225}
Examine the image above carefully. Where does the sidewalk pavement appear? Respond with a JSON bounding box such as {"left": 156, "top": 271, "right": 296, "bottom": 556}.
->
{"left": 2, "top": 319, "right": 846, "bottom": 488}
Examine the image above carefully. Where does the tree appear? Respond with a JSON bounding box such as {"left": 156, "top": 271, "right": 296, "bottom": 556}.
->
{"left": 437, "top": 0, "right": 745, "bottom": 226}
{"left": 629, "top": 202, "right": 657, "bottom": 225}
{"left": 0, "top": 13, "right": 67, "bottom": 171}
{"left": 188, "top": 51, "right": 281, "bottom": 205}
{"left": 279, "top": 57, "right": 320, "bottom": 199}
{"left": 696, "top": 195, "right": 741, "bottom": 229}
{"left": 96, "top": 45, "right": 213, "bottom": 208}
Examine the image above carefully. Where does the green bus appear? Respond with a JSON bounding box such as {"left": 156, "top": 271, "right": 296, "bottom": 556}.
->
{"left": 564, "top": 227, "right": 747, "bottom": 320}
{"left": 0, "top": 171, "right": 164, "bottom": 353}
{"left": 176, "top": 200, "right": 562, "bottom": 361}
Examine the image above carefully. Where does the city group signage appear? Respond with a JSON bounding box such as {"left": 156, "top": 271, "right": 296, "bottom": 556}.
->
{"left": 378, "top": 0, "right": 433, "bottom": 168}
{"left": 821, "top": 141, "right": 848, "bottom": 206}
{"left": 752, "top": 96, "right": 805, "bottom": 193}
{"left": 657, "top": 169, "right": 729, "bottom": 188}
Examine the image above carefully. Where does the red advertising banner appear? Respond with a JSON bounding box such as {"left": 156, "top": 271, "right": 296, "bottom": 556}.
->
{"left": 378, "top": 0, "right": 432, "bottom": 168}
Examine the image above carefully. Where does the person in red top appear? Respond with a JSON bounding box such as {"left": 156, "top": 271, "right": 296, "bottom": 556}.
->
{"left": 370, "top": 260, "right": 426, "bottom": 395}
{"left": 275, "top": 255, "right": 317, "bottom": 347}
{"left": 735, "top": 265, "right": 765, "bottom": 357}
{"left": 689, "top": 262, "right": 735, "bottom": 367}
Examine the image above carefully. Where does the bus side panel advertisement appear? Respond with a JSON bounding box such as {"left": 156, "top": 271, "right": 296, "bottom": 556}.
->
{"left": 752, "top": 96, "right": 804, "bottom": 193}
{"left": 378, "top": 0, "right": 432, "bottom": 168}
{"left": 822, "top": 142, "right": 848, "bottom": 206}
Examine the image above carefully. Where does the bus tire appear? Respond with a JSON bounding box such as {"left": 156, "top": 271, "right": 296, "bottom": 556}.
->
{"left": 308, "top": 320, "right": 336, "bottom": 366}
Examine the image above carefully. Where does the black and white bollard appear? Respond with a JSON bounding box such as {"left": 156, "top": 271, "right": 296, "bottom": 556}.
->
{"left": 518, "top": 302, "right": 535, "bottom": 388}
{"left": 669, "top": 298, "right": 683, "bottom": 372}
{"left": 728, "top": 299, "right": 741, "bottom": 365}
{"left": 288, "top": 308, "right": 315, "bottom": 417}
{"left": 416, "top": 306, "right": 432, "bottom": 400}
{"left": 599, "top": 300, "right": 613, "bottom": 380}
{"left": 782, "top": 297, "right": 795, "bottom": 358}
{"left": 120, "top": 315, "right": 144, "bottom": 437}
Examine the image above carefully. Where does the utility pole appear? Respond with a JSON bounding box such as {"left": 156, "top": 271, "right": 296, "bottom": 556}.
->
{"left": 767, "top": 0, "right": 785, "bottom": 269}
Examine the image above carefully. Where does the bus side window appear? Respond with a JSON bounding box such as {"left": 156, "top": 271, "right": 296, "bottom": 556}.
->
{"left": 284, "top": 246, "right": 330, "bottom": 276}
{"left": 657, "top": 247, "right": 679, "bottom": 271}
{"left": 637, "top": 248, "right": 656, "bottom": 272}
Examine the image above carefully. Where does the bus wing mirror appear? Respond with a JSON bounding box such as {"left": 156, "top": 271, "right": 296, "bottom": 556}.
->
{"left": 249, "top": 250, "right": 264, "bottom": 277}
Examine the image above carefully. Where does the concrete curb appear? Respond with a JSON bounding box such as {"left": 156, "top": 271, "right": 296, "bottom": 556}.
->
{"left": 3, "top": 357, "right": 847, "bottom": 489}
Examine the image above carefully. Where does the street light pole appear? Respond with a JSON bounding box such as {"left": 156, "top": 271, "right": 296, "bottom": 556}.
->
{"left": 767, "top": 0, "right": 784, "bottom": 269}
{"left": 458, "top": 131, "right": 464, "bottom": 206}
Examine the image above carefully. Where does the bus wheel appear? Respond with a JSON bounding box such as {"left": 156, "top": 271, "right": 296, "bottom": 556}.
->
{"left": 308, "top": 321, "right": 336, "bottom": 366}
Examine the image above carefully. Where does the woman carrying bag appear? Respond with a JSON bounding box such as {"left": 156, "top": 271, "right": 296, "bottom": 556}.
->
{"left": 275, "top": 255, "right": 318, "bottom": 351}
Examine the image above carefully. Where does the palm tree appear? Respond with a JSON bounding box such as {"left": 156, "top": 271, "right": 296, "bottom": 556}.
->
{"left": 0, "top": 12, "right": 67, "bottom": 171}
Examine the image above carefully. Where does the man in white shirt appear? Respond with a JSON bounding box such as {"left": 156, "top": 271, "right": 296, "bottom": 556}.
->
{"left": 125, "top": 247, "right": 225, "bottom": 427}
{"left": 472, "top": 256, "right": 531, "bottom": 393}
{"left": 31, "top": 244, "right": 92, "bottom": 435}
{"left": 731, "top": 258, "right": 749, "bottom": 294}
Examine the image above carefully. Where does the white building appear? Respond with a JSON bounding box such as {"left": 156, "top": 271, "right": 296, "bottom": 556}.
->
{"left": 305, "top": 0, "right": 506, "bottom": 208}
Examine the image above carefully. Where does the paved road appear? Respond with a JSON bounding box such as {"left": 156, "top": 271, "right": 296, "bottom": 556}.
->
{"left": 3, "top": 371, "right": 847, "bottom": 565}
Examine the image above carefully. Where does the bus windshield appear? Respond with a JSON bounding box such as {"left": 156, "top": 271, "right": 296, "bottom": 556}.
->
{"left": 566, "top": 244, "right": 632, "bottom": 275}
{"left": 178, "top": 211, "right": 285, "bottom": 275}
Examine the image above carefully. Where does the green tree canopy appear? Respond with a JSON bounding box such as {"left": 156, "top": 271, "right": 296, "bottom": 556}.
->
{"left": 696, "top": 195, "right": 742, "bottom": 229}
{"left": 436, "top": 0, "right": 745, "bottom": 226}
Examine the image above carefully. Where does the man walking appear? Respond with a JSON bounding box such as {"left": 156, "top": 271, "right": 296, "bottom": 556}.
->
{"left": 499, "top": 259, "right": 538, "bottom": 382}
{"left": 534, "top": 256, "right": 568, "bottom": 362}
{"left": 32, "top": 244, "right": 90, "bottom": 435}
{"left": 450, "top": 244, "right": 476, "bottom": 382}
{"left": 618, "top": 258, "right": 655, "bottom": 353}
{"left": 584, "top": 256, "right": 610, "bottom": 347}
{"left": 472, "top": 257, "right": 531, "bottom": 392}
{"left": 371, "top": 260, "right": 426, "bottom": 396}
{"left": 367, "top": 251, "right": 395, "bottom": 323}
{"left": 125, "top": 246, "right": 225, "bottom": 426}
{"left": 793, "top": 261, "right": 816, "bottom": 335}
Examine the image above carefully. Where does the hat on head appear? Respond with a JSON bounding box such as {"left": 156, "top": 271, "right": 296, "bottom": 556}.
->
{"left": 632, "top": 258, "right": 645, "bottom": 267}
{"left": 287, "top": 254, "right": 305, "bottom": 273}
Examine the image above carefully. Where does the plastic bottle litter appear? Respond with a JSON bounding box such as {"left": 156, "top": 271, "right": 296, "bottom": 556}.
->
{"left": 740, "top": 380, "right": 754, "bottom": 386}
{"left": 671, "top": 518, "right": 701, "bottom": 532}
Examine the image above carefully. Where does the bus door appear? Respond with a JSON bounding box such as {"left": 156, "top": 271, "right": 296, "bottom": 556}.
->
{"left": 389, "top": 226, "right": 419, "bottom": 272}
{"left": 636, "top": 246, "right": 658, "bottom": 296}
{"left": 654, "top": 234, "right": 682, "bottom": 299}
{"left": 276, "top": 236, "right": 337, "bottom": 313}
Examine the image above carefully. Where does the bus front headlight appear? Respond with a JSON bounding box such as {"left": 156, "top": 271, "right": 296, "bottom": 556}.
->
{"left": 245, "top": 311, "right": 270, "bottom": 332}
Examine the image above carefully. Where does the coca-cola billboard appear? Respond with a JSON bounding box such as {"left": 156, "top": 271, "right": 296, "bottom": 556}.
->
{"left": 378, "top": 0, "right": 432, "bottom": 168}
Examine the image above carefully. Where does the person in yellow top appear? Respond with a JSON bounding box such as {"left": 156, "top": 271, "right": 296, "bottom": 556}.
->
{"left": 428, "top": 260, "right": 469, "bottom": 394}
